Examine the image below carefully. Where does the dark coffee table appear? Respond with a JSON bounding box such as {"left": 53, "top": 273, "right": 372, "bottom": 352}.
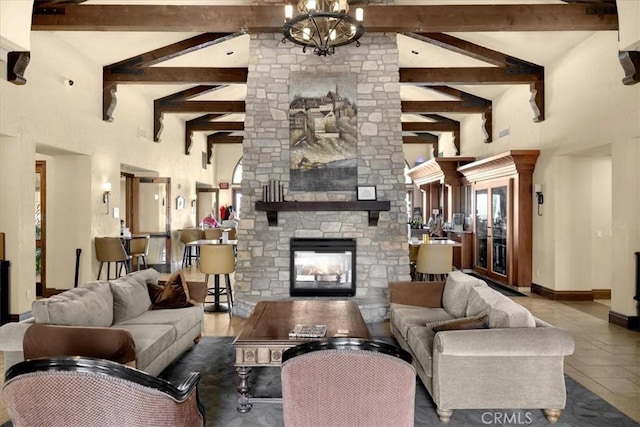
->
{"left": 232, "top": 300, "right": 371, "bottom": 413}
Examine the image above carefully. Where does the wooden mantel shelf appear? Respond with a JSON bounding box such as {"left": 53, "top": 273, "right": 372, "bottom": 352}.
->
{"left": 255, "top": 201, "right": 391, "bottom": 226}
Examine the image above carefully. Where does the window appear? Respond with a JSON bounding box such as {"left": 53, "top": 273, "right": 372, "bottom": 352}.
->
{"left": 232, "top": 158, "right": 242, "bottom": 184}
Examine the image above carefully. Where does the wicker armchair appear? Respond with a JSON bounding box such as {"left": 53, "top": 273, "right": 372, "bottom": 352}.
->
{"left": 281, "top": 338, "right": 416, "bottom": 427}
{"left": 2, "top": 357, "right": 204, "bottom": 427}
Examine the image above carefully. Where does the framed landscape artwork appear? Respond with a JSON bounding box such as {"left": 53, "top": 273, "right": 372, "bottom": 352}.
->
{"left": 289, "top": 72, "right": 358, "bottom": 191}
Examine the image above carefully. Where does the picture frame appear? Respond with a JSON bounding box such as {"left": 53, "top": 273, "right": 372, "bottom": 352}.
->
{"left": 176, "top": 195, "right": 185, "bottom": 210}
{"left": 357, "top": 185, "right": 377, "bottom": 201}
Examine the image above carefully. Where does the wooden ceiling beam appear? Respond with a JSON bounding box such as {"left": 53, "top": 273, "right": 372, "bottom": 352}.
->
{"left": 403, "top": 134, "right": 439, "bottom": 157}
{"left": 104, "top": 67, "right": 247, "bottom": 84}
{"left": 185, "top": 120, "right": 244, "bottom": 155}
{"left": 7, "top": 52, "right": 30, "bottom": 85}
{"left": 619, "top": 51, "right": 640, "bottom": 85}
{"left": 104, "top": 68, "right": 246, "bottom": 121}
{"left": 406, "top": 34, "right": 545, "bottom": 122}
{"left": 403, "top": 121, "right": 459, "bottom": 155}
{"left": 402, "top": 122, "right": 457, "bottom": 132}
{"left": 207, "top": 134, "right": 243, "bottom": 144}
{"left": 402, "top": 101, "right": 488, "bottom": 114}
{"left": 109, "top": 33, "right": 235, "bottom": 70}
{"left": 406, "top": 33, "right": 509, "bottom": 67}
{"left": 403, "top": 134, "right": 438, "bottom": 144}
{"left": 102, "top": 31, "right": 247, "bottom": 122}
{"left": 161, "top": 101, "right": 245, "bottom": 114}
{"left": 153, "top": 86, "right": 220, "bottom": 142}
{"left": 206, "top": 132, "right": 243, "bottom": 164}
{"left": 190, "top": 121, "right": 244, "bottom": 132}
{"left": 400, "top": 67, "right": 542, "bottom": 85}
{"left": 31, "top": 4, "right": 618, "bottom": 32}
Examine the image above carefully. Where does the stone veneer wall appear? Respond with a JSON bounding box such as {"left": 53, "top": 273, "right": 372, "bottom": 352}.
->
{"left": 234, "top": 32, "right": 410, "bottom": 322}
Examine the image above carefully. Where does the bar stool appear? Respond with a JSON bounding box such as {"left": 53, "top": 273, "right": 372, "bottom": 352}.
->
{"left": 198, "top": 244, "right": 235, "bottom": 318}
{"left": 95, "top": 237, "right": 131, "bottom": 280}
{"left": 203, "top": 228, "right": 223, "bottom": 241}
{"left": 415, "top": 244, "right": 453, "bottom": 282}
{"left": 128, "top": 235, "right": 150, "bottom": 271}
{"left": 180, "top": 228, "right": 203, "bottom": 267}
{"left": 409, "top": 244, "right": 420, "bottom": 281}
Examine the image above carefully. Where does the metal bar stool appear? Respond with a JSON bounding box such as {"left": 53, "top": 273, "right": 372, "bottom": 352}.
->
{"left": 95, "top": 237, "right": 131, "bottom": 280}
{"left": 198, "top": 244, "right": 235, "bottom": 318}
{"left": 415, "top": 243, "right": 453, "bottom": 282}
{"left": 180, "top": 228, "right": 203, "bottom": 267}
{"left": 128, "top": 235, "right": 150, "bottom": 271}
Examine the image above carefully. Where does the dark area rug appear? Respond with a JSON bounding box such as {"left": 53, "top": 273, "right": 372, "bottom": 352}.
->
{"left": 158, "top": 336, "right": 639, "bottom": 427}
{"left": 466, "top": 272, "right": 528, "bottom": 297}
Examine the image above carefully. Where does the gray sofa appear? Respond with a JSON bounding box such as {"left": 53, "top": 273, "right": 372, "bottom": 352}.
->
{"left": 389, "top": 271, "right": 575, "bottom": 424}
{"left": 0, "top": 269, "right": 204, "bottom": 376}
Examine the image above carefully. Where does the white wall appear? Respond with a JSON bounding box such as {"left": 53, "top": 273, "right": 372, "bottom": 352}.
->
{"left": 456, "top": 31, "right": 639, "bottom": 316}
{"left": 0, "top": 0, "right": 33, "bottom": 55}
{"left": 0, "top": 32, "right": 217, "bottom": 314}
{"left": 618, "top": 0, "right": 640, "bottom": 51}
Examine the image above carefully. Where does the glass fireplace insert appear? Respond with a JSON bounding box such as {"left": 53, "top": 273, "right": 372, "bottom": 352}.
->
{"left": 290, "top": 238, "right": 356, "bottom": 297}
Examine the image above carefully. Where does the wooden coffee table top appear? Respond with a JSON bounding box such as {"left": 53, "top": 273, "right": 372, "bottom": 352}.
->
{"left": 233, "top": 300, "right": 371, "bottom": 347}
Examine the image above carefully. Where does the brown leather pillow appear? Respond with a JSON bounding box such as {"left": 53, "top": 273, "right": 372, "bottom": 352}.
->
{"left": 148, "top": 270, "right": 193, "bottom": 309}
{"left": 433, "top": 316, "right": 488, "bottom": 333}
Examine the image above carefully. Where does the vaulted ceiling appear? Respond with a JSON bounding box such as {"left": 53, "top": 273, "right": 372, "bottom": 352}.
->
{"left": 21, "top": 0, "right": 627, "bottom": 159}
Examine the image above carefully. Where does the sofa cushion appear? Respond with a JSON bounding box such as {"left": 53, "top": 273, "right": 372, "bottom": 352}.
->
{"left": 118, "top": 306, "right": 202, "bottom": 338}
{"left": 123, "top": 268, "right": 161, "bottom": 288}
{"left": 442, "top": 271, "right": 487, "bottom": 318}
{"left": 32, "top": 281, "right": 113, "bottom": 327}
{"left": 488, "top": 299, "right": 537, "bottom": 328}
{"left": 406, "top": 325, "right": 436, "bottom": 377}
{"left": 115, "top": 323, "right": 176, "bottom": 370}
{"left": 432, "top": 316, "right": 488, "bottom": 332}
{"left": 391, "top": 305, "right": 454, "bottom": 339}
{"left": 465, "top": 285, "right": 509, "bottom": 318}
{"left": 110, "top": 275, "right": 153, "bottom": 324}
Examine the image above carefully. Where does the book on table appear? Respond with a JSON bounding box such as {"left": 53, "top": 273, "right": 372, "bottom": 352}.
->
{"left": 289, "top": 324, "right": 327, "bottom": 339}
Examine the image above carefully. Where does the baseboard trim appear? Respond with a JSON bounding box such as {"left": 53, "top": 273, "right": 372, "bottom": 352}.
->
{"left": 531, "top": 283, "right": 593, "bottom": 301}
{"left": 609, "top": 311, "right": 640, "bottom": 331}
{"left": 592, "top": 289, "right": 612, "bottom": 299}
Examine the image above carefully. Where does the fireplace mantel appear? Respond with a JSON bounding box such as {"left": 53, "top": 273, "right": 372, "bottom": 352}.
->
{"left": 255, "top": 201, "right": 391, "bottom": 226}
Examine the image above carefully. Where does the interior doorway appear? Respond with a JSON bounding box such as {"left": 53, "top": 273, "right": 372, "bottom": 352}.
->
{"left": 196, "top": 188, "right": 219, "bottom": 226}
{"left": 35, "top": 161, "right": 46, "bottom": 297}
{"left": 132, "top": 177, "right": 172, "bottom": 273}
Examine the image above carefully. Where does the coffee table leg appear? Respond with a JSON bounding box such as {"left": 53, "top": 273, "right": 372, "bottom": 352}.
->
{"left": 236, "top": 366, "right": 252, "bottom": 413}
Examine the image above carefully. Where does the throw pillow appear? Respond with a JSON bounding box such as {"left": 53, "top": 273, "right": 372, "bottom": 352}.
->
{"left": 110, "top": 276, "right": 153, "bottom": 324}
{"left": 432, "top": 316, "right": 488, "bottom": 332}
{"left": 148, "top": 270, "right": 194, "bottom": 309}
{"left": 442, "top": 271, "right": 487, "bottom": 318}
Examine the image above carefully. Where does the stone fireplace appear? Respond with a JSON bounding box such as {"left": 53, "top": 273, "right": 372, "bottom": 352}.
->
{"left": 233, "top": 32, "right": 411, "bottom": 322}
{"left": 290, "top": 238, "right": 356, "bottom": 297}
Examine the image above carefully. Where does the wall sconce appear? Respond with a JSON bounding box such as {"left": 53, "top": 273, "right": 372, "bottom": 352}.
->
{"left": 534, "top": 184, "right": 544, "bottom": 216}
{"left": 102, "top": 182, "right": 112, "bottom": 215}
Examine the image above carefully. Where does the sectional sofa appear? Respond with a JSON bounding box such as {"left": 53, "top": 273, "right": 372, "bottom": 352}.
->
{"left": 0, "top": 268, "right": 205, "bottom": 376}
{"left": 389, "top": 271, "right": 575, "bottom": 424}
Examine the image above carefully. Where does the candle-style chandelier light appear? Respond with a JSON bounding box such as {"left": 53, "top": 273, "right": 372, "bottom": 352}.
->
{"left": 282, "top": 0, "right": 365, "bottom": 57}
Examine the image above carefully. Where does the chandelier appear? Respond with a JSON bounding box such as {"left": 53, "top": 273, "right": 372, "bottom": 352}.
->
{"left": 282, "top": 0, "right": 365, "bottom": 57}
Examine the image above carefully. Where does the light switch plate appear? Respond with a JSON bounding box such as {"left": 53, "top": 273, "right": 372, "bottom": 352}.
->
{"left": 113, "top": 207, "right": 119, "bottom": 219}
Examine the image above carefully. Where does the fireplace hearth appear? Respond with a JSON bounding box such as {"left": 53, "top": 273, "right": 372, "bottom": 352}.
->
{"left": 290, "top": 238, "right": 356, "bottom": 297}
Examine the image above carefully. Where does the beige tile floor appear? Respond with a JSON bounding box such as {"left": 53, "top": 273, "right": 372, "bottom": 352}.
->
{"left": 0, "top": 268, "right": 638, "bottom": 424}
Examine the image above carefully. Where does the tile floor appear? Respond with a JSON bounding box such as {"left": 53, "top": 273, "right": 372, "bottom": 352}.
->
{"left": 0, "top": 267, "right": 638, "bottom": 424}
